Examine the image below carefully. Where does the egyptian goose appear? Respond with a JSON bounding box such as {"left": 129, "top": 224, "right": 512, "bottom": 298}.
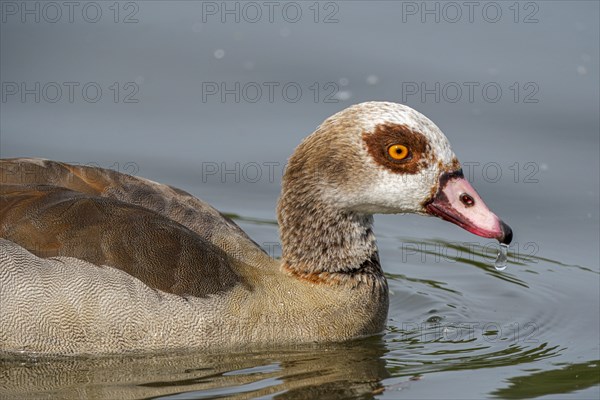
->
{"left": 0, "top": 102, "right": 511, "bottom": 354}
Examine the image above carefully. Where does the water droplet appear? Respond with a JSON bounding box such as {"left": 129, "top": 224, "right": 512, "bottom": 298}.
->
{"left": 334, "top": 90, "right": 352, "bottom": 101}
{"left": 366, "top": 75, "right": 379, "bottom": 85}
{"left": 494, "top": 243, "right": 509, "bottom": 271}
{"left": 339, "top": 77, "right": 349, "bottom": 86}
{"left": 214, "top": 49, "right": 225, "bottom": 59}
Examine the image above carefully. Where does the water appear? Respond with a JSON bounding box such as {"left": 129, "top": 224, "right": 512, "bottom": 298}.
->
{"left": 0, "top": 239, "right": 597, "bottom": 399}
{"left": 494, "top": 244, "right": 509, "bottom": 271}
{"left": 1, "top": 1, "right": 598, "bottom": 399}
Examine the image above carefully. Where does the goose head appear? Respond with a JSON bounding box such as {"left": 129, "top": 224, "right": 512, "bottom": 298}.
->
{"left": 280, "top": 102, "right": 512, "bottom": 248}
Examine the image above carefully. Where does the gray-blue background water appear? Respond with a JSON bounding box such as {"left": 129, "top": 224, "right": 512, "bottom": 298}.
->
{"left": 1, "top": 1, "right": 599, "bottom": 398}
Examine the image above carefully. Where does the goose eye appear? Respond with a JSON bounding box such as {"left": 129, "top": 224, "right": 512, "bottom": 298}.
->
{"left": 387, "top": 144, "right": 410, "bottom": 161}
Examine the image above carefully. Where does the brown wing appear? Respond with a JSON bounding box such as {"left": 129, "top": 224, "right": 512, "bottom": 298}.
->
{"left": 0, "top": 158, "right": 270, "bottom": 267}
{"left": 0, "top": 183, "right": 240, "bottom": 297}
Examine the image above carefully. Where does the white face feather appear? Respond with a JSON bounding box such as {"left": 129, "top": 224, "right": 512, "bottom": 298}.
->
{"left": 318, "top": 102, "right": 458, "bottom": 215}
{"left": 345, "top": 163, "right": 443, "bottom": 215}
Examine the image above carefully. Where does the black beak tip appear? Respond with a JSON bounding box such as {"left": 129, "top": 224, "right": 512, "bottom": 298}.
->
{"left": 500, "top": 221, "right": 513, "bottom": 245}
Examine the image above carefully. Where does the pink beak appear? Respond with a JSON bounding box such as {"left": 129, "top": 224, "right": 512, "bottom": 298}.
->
{"left": 424, "top": 170, "right": 512, "bottom": 244}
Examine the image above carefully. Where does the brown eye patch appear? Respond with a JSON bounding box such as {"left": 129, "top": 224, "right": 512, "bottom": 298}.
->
{"left": 362, "top": 123, "right": 431, "bottom": 175}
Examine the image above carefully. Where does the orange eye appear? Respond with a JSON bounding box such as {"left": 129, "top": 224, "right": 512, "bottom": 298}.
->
{"left": 387, "top": 144, "right": 409, "bottom": 160}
